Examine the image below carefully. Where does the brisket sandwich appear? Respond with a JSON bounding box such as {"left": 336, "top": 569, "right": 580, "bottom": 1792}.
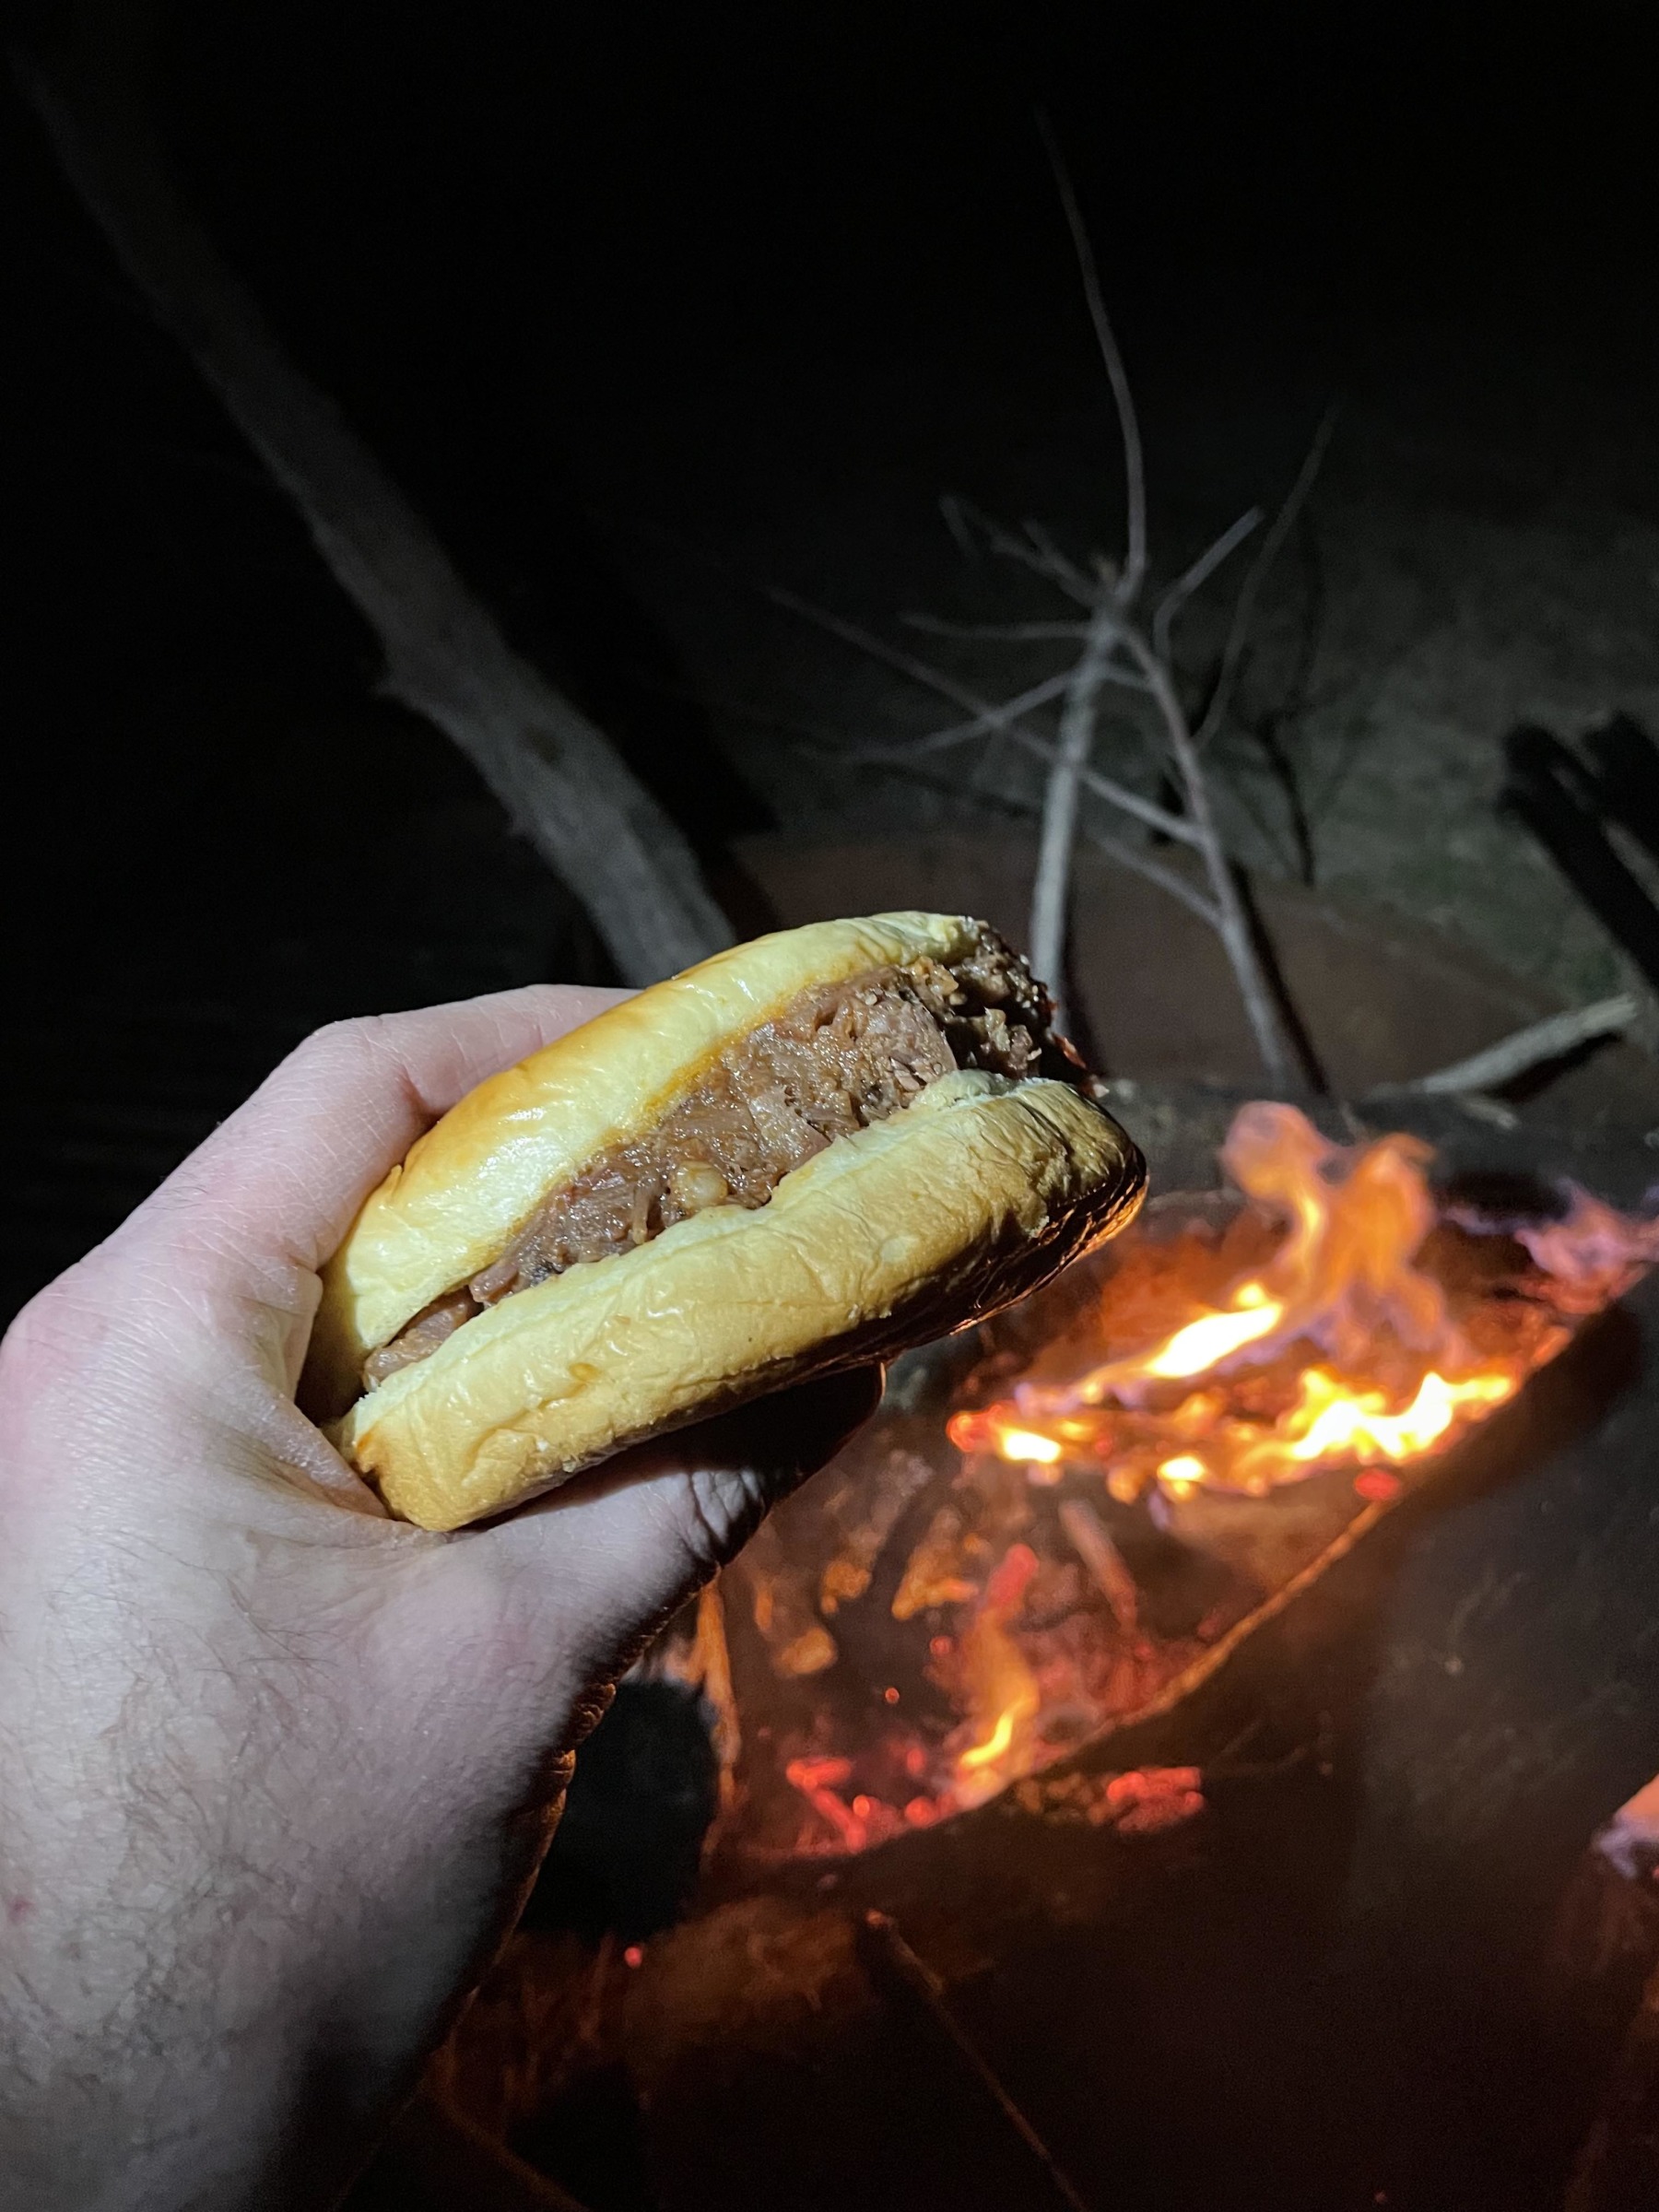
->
{"left": 305, "top": 913, "right": 1145, "bottom": 1530}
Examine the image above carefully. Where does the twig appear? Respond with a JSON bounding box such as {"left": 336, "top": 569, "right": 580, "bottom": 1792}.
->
{"left": 1073, "top": 756, "right": 1204, "bottom": 848}
{"left": 1023, "top": 518, "right": 1092, "bottom": 593}
{"left": 378, "top": 2095, "right": 594, "bottom": 2211}
{"left": 1058, "top": 1498, "right": 1138, "bottom": 1635}
{"left": 1038, "top": 112, "right": 1146, "bottom": 605}
{"left": 1194, "top": 405, "right": 1337, "bottom": 749}
{"left": 852, "top": 672, "right": 1076, "bottom": 759}
{"left": 769, "top": 586, "right": 1199, "bottom": 846}
{"left": 840, "top": 742, "right": 1223, "bottom": 927}
{"left": 1082, "top": 828, "right": 1222, "bottom": 926}
{"left": 1120, "top": 628, "right": 1297, "bottom": 1083}
{"left": 1030, "top": 611, "right": 1121, "bottom": 1020}
{"left": 939, "top": 493, "right": 981, "bottom": 560}
{"left": 858, "top": 1912, "right": 1098, "bottom": 2212}
{"left": 940, "top": 494, "right": 1095, "bottom": 604}
{"left": 687, "top": 1580, "right": 741, "bottom": 1817}
{"left": 1152, "top": 506, "right": 1263, "bottom": 663}
{"left": 1366, "top": 994, "right": 1640, "bottom": 1100}
{"left": 900, "top": 614, "right": 1093, "bottom": 644}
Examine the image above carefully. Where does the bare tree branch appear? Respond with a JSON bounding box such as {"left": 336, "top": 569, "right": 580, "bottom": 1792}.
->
{"left": 900, "top": 614, "right": 1094, "bottom": 644}
{"left": 939, "top": 495, "right": 1095, "bottom": 606}
{"left": 20, "top": 36, "right": 733, "bottom": 983}
{"left": 1030, "top": 613, "right": 1122, "bottom": 1019}
{"left": 1117, "top": 627, "right": 1296, "bottom": 1082}
{"left": 1194, "top": 405, "right": 1337, "bottom": 750}
{"left": 1037, "top": 113, "right": 1147, "bottom": 605}
{"left": 847, "top": 672, "right": 1077, "bottom": 759}
{"left": 1152, "top": 506, "right": 1263, "bottom": 662}
{"left": 769, "top": 587, "right": 1200, "bottom": 846}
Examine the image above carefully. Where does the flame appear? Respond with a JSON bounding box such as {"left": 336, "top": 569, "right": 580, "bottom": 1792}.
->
{"left": 1143, "top": 1282, "right": 1283, "bottom": 1376}
{"left": 970, "top": 1103, "right": 1568, "bottom": 1496}
{"left": 1515, "top": 1186, "right": 1659, "bottom": 1311}
{"left": 949, "top": 1543, "right": 1042, "bottom": 1798}
{"left": 1283, "top": 1364, "right": 1516, "bottom": 1463}
{"left": 1157, "top": 1453, "right": 1206, "bottom": 1489}
{"left": 996, "top": 1427, "right": 1065, "bottom": 1465}
{"left": 959, "top": 1709, "right": 1019, "bottom": 1771}
{"left": 1026, "top": 1104, "right": 1453, "bottom": 1427}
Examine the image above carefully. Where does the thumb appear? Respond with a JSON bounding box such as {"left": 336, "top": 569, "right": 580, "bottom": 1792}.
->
{"left": 482, "top": 1367, "right": 885, "bottom": 1684}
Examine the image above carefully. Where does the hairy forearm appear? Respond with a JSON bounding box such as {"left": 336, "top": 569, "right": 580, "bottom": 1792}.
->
{"left": 0, "top": 1769, "right": 567, "bottom": 2212}
{"left": 0, "top": 1571, "right": 574, "bottom": 2212}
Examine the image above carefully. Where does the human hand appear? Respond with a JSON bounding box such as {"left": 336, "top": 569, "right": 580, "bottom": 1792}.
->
{"left": 0, "top": 988, "right": 878, "bottom": 2211}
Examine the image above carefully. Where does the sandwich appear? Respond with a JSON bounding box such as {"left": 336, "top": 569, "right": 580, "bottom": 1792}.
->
{"left": 304, "top": 912, "right": 1145, "bottom": 1530}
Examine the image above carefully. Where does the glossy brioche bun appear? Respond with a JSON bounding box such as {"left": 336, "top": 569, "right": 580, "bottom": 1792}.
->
{"left": 308, "top": 915, "right": 1146, "bottom": 1531}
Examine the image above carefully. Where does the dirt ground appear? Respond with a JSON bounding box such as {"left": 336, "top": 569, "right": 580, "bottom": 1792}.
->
{"left": 570, "top": 321, "right": 1659, "bottom": 1021}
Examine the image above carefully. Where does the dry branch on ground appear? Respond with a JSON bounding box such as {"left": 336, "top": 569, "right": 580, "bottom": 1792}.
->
{"left": 20, "top": 28, "right": 732, "bottom": 985}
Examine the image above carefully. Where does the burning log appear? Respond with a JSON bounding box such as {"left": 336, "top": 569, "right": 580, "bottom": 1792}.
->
{"left": 705, "top": 1100, "right": 1659, "bottom": 1863}
{"left": 1057, "top": 1497, "right": 1139, "bottom": 1635}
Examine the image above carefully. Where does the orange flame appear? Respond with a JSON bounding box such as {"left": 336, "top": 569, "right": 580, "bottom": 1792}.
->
{"left": 1142, "top": 1283, "right": 1283, "bottom": 1377}
{"left": 966, "top": 1104, "right": 1638, "bottom": 1498}
{"left": 949, "top": 1543, "right": 1042, "bottom": 1798}
{"left": 1027, "top": 1105, "right": 1453, "bottom": 1426}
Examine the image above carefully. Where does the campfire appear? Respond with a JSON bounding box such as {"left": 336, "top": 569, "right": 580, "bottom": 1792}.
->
{"left": 950, "top": 1102, "right": 1631, "bottom": 1497}
{"left": 677, "top": 1103, "right": 1659, "bottom": 1865}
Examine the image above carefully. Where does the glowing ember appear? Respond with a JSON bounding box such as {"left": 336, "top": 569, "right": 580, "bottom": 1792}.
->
{"left": 709, "top": 1103, "right": 1659, "bottom": 1861}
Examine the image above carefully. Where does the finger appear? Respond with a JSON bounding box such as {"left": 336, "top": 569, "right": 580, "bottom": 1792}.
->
{"left": 487, "top": 1368, "right": 886, "bottom": 1684}
{"left": 126, "top": 984, "right": 628, "bottom": 1279}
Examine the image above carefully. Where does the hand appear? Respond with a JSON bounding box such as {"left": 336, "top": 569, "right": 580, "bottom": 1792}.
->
{"left": 0, "top": 988, "right": 878, "bottom": 2211}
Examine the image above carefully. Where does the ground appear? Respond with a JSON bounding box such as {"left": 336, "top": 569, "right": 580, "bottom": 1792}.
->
{"left": 560, "top": 312, "right": 1659, "bottom": 1015}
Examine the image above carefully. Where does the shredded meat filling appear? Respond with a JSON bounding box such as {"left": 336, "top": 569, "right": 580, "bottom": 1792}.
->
{"left": 361, "top": 936, "right": 1079, "bottom": 1393}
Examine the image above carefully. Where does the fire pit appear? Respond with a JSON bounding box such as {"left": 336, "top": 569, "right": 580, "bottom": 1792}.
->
{"left": 425, "top": 1094, "right": 1659, "bottom": 2212}
{"left": 681, "top": 1102, "right": 1659, "bottom": 1866}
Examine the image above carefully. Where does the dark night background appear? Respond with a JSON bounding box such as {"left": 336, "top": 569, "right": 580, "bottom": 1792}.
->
{"left": 7, "top": 2, "right": 1659, "bottom": 1320}
{"left": 9, "top": 11, "right": 1659, "bottom": 2208}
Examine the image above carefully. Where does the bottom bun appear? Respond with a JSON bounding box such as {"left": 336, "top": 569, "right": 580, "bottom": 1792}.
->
{"left": 333, "top": 1072, "right": 1144, "bottom": 1530}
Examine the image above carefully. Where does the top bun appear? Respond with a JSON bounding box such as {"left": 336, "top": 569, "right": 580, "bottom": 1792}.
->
{"left": 306, "top": 912, "right": 988, "bottom": 1411}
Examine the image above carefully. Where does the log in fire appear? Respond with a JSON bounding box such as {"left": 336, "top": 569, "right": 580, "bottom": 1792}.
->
{"left": 666, "top": 1103, "right": 1659, "bottom": 1863}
